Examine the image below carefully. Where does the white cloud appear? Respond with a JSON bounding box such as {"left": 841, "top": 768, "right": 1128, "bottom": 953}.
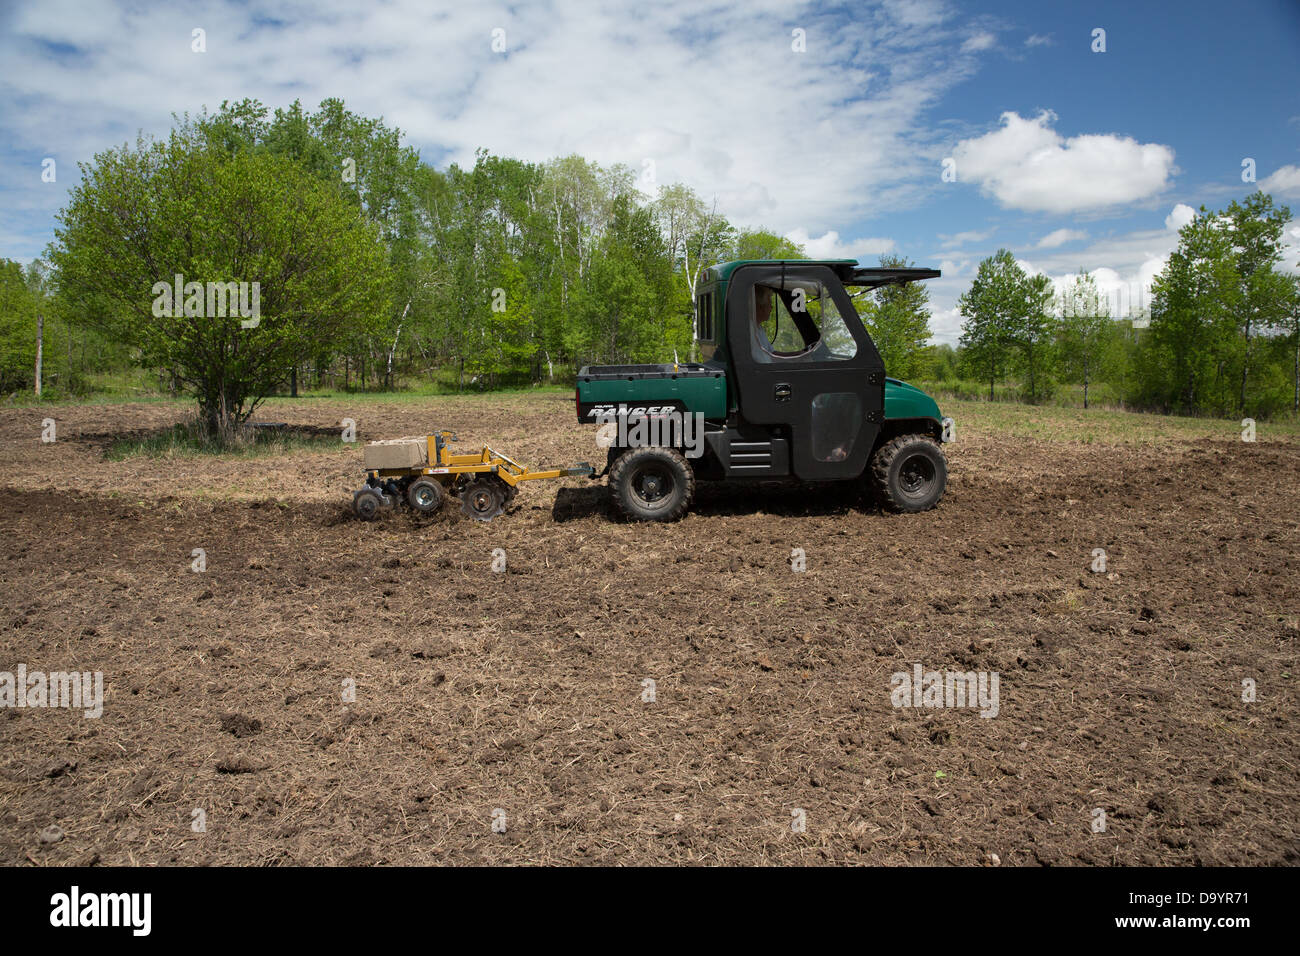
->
{"left": 882, "top": 0, "right": 949, "bottom": 28}
{"left": 937, "top": 229, "right": 994, "bottom": 247}
{"left": 787, "top": 228, "right": 894, "bottom": 260}
{"left": 1017, "top": 228, "right": 1180, "bottom": 319}
{"left": 1282, "top": 219, "right": 1300, "bottom": 276}
{"left": 930, "top": 306, "right": 963, "bottom": 343}
{"left": 1033, "top": 260, "right": 1169, "bottom": 319}
{"left": 0, "top": 0, "right": 996, "bottom": 260}
{"left": 961, "top": 32, "right": 996, "bottom": 53}
{"left": 1165, "top": 203, "right": 1196, "bottom": 231}
{"left": 1259, "top": 165, "right": 1300, "bottom": 198}
{"left": 1025, "top": 34, "right": 1052, "bottom": 47}
{"left": 924, "top": 222, "right": 1184, "bottom": 346}
{"left": 1034, "top": 228, "right": 1087, "bottom": 249}
{"left": 952, "top": 110, "right": 1176, "bottom": 213}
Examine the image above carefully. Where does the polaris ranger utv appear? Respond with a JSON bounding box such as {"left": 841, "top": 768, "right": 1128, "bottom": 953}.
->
{"left": 576, "top": 259, "right": 951, "bottom": 521}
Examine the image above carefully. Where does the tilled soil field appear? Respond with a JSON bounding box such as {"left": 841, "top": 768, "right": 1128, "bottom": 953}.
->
{"left": 1, "top": 395, "right": 1297, "bottom": 865}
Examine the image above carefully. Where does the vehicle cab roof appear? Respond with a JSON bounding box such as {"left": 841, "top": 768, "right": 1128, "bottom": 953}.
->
{"left": 701, "top": 259, "right": 939, "bottom": 289}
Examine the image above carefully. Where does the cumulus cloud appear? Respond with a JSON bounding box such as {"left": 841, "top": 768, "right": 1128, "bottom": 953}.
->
{"left": 952, "top": 110, "right": 1176, "bottom": 213}
{"left": 1035, "top": 261, "right": 1169, "bottom": 320}
{"left": 1017, "top": 229, "right": 1181, "bottom": 321}
{"left": 1165, "top": 203, "right": 1196, "bottom": 231}
{"left": 930, "top": 306, "right": 963, "bottom": 343}
{"left": 1259, "top": 164, "right": 1300, "bottom": 198}
{"left": 1281, "top": 220, "right": 1300, "bottom": 276}
{"left": 787, "top": 228, "right": 894, "bottom": 260}
{"left": 1034, "top": 228, "right": 1087, "bottom": 249}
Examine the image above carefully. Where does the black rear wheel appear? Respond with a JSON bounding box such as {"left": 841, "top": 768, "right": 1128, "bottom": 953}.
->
{"left": 609, "top": 446, "right": 695, "bottom": 522}
{"left": 869, "top": 435, "right": 947, "bottom": 513}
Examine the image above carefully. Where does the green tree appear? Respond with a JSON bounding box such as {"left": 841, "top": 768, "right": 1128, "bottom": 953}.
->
{"left": 928, "top": 343, "right": 960, "bottom": 383}
{"left": 568, "top": 193, "right": 671, "bottom": 366}
{"left": 1141, "top": 192, "right": 1294, "bottom": 416}
{"left": 654, "top": 185, "right": 734, "bottom": 360}
{"left": 732, "top": 229, "right": 805, "bottom": 261}
{"left": 1145, "top": 208, "right": 1242, "bottom": 414}
{"left": 50, "top": 131, "right": 390, "bottom": 433}
{"left": 197, "top": 98, "right": 427, "bottom": 390}
{"left": 1057, "top": 271, "right": 1114, "bottom": 408}
{"left": 958, "top": 250, "right": 1024, "bottom": 400}
{"left": 437, "top": 151, "right": 552, "bottom": 387}
{"left": 40, "top": 97, "right": 771, "bottom": 394}
{"left": 1223, "top": 192, "right": 1293, "bottom": 413}
{"left": 1015, "top": 272, "right": 1058, "bottom": 403}
{"left": 0, "top": 260, "right": 40, "bottom": 393}
{"left": 470, "top": 258, "right": 535, "bottom": 383}
{"left": 1280, "top": 274, "right": 1300, "bottom": 412}
{"left": 569, "top": 249, "right": 656, "bottom": 366}
{"left": 858, "top": 254, "right": 934, "bottom": 380}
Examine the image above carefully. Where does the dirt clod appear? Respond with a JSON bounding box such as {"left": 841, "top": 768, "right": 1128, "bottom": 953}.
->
{"left": 215, "top": 755, "right": 263, "bottom": 774}
{"left": 219, "top": 714, "right": 263, "bottom": 738}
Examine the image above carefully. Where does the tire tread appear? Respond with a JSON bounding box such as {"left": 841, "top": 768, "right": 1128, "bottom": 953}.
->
{"left": 870, "top": 434, "right": 946, "bottom": 512}
{"left": 609, "top": 446, "right": 696, "bottom": 522}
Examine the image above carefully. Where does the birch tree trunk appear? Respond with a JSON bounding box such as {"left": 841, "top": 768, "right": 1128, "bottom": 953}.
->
{"left": 34, "top": 313, "right": 43, "bottom": 398}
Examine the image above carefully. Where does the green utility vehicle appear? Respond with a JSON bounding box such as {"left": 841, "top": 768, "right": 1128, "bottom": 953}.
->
{"left": 576, "top": 259, "right": 951, "bottom": 521}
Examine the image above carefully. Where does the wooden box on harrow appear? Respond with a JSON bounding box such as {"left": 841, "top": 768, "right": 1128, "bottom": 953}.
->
{"left": 363, "top": 437, "right": 427, "bottom": 471}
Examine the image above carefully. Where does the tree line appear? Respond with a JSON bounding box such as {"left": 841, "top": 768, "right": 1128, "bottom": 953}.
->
{"left": 23, "top": 98, "right": 839, "bottom": 431}
{"left": 2, "top": 98, "right": 1297, "bottom": 430}
{"left": 957, "top": 192, "right": 1299, "bottom": 418}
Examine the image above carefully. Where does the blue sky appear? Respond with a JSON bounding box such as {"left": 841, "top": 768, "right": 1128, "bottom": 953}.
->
{"left": 1, "top": 0, "right": 1297, "bottom": 343}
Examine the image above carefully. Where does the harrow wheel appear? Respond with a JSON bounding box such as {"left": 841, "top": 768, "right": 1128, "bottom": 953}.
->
{"left": 407, "top": 479, "right": 444, "bottom": 515}
{"left": 352, "top": 487, "right": 385, "bottom": 521}
{"left": 460, "top": 478, "right": 506, "bottom": 522}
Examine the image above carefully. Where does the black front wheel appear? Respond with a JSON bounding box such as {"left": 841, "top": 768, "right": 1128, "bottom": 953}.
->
{"left": 608, "top": 446, "right": 695, "bottom": 522}
{"left": 869, "top": 435, "right": 948, "bottom": 513}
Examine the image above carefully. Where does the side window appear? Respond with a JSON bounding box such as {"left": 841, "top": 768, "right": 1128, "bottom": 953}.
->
{"left": 811, "top": 392, "right": 863, "bottom": 461}
{"left": 696, "top": 291, "right": 715, "bottom": 343}
{"left": 750, "top": 278, "right": 858, "bottom": 362}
